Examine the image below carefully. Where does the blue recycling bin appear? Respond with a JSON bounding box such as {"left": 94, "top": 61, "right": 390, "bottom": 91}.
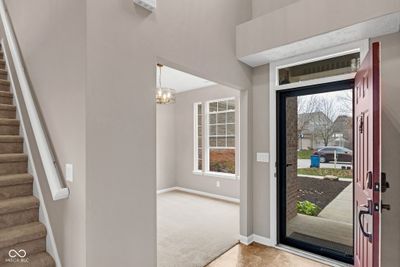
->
{"left": 310, "top": 154, "right": 320, "bottom": 168}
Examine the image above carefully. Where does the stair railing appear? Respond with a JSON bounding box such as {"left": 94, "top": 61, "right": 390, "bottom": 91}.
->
{"left": 0, "top": 0, "right": 69, "bottom": 200}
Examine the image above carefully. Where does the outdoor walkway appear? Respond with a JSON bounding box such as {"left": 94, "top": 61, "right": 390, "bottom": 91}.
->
{"left": 318, "top": 183, "right": 353, "bottom": 224}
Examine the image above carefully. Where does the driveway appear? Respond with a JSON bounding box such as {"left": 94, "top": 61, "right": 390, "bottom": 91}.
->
{"left": 298, "top": 159, "right": 352, "bottom": 169}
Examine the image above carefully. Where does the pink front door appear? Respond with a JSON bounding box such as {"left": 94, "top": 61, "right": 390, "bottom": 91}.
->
{"left": 354, "top": 42, "right": 381, "bottom": 267}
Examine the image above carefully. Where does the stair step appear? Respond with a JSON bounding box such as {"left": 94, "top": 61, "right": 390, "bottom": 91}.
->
{"left": 0, "top": 239, "right": 46, "bottom": 265}
{"left": 0, "top": 196, "right": 39, "bottom": 229}
{"left": 0, "top": 118, "right": 19, "bottom": 135}
{"left": 0, "top": 79, "right": 10, "bottom": 92}
{"left": 0, "top": 104, "right": 16, "bottom": 119}
{"left": 0, "top": 174, "right": 33, "bottom": 200}
{"left": 0, "top": 154, "right": 28, "bottom": 176}
{"left": 0, "top": 136, "right": 23, "bottom": 154}
{"left": 0, "top": 91, "right": 12, "bottom": 105}
{"left": 0, "top": 222, "right": 46, "bottom": 249}
{"left": 3, "top": 252, "right": 55, "bottom": 267}
{"left": 0, "top": 174, "right": 33, "bottom": 187}
{"left": 0, "top": 69, "right": 7, "bottom": 80}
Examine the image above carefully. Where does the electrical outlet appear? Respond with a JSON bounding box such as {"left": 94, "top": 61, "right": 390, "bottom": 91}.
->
{"left": 216, "top": 181, "right": 220, "bottom": 187}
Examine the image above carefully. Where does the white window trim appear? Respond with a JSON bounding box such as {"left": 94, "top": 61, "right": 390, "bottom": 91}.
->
{"left": 193, "top": 102, "right": 202, "bottom": 172}
{"left": 268, "top": 39, "right": 369, "bottom": 246}
{"left": 205, "top": 97, "right": 237, "bottom": 176}
{"left": 192, "top": 97, "right": 240, "bottom": 180}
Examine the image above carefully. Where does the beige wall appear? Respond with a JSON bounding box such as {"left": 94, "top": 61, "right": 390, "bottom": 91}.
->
{"left": 174, "top": 84, "right": 240, "bottom": 199}
{"left": 4, "top": 0, "right": 86, "bottom": 266}
{"left": 86, "top": 1, "right": 252, "bottom": 267}
{"left": 156, "top": 104, "right": 176, "bottom": 190}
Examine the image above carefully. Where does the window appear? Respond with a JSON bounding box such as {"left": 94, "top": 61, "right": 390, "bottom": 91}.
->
{"left": 278, "top": 52, "right": 360, "bottom": 85}
{"left": 207, "top": 98, "right": 236, "bottom": 175}
{"left": 194, "top": 103, "right": 203, "bottom": 171}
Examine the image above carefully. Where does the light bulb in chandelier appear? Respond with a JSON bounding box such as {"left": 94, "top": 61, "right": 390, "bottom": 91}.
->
{"left": 156, "top": 64, "right": 176, "bottom": 104}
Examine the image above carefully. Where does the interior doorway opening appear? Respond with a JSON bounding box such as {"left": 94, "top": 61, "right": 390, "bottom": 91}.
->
{"left": 155, "top": 63, "right": 242, "bottom": 267}
{"left": 277, "top": 80, "right": 355, "bottom": 264}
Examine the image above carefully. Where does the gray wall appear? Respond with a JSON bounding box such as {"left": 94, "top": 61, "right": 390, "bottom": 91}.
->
{"left": 238, "top": 0, "right": 400, "bottom": 59}
{"left": 86, "top": 1, "right": 252, "bottom": 267}
{"left": 174, "top": 84, "right": 240, "bottom": 199}
{"left": 251, "top": 0, "right": 299, "bottom": 18}
{"left": 156, "top": 104, "right": 176, "bottom": 190}
{"left": 4, "top": 1, "right": 86, "bottom": 266}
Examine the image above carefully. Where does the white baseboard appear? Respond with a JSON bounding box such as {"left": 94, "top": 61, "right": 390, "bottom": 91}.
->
{"left": 175, "top": 187, "right": 240, "bottom": 203}
{"left": 239, "top": 235, "right": 254, "bottom": 245}
{"left": 157, "top": 187, "right": 177, "bottom": 194}
{"left": 157, "top": 186, "right": 240, "bottom": 204}
{"left": 239, "top": 234, "right": 275, "bottom": 247}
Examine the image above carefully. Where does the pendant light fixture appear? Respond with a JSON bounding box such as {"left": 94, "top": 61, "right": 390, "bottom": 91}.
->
{"left": 156, "top": 64, "right": 176, "bottom": 104}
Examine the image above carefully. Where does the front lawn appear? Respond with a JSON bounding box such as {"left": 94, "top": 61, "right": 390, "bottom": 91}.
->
{"left": 297, "top": 149, "right": 314, "bottom": 159}
{"left": 298, "top": 168, "right": 353, "bottom": 179}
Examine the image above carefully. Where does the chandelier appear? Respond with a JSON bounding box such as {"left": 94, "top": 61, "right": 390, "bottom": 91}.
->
{"left": 156, "top": 64, "right": 176, "bottom": 104}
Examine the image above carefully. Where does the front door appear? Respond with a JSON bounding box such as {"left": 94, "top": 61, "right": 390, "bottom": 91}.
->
{"left": 354, "top": 42, "right": 382, "bottom": 267}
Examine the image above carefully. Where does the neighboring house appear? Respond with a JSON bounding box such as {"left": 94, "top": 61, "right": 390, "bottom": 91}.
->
{"left": 332, "top": 115, "right": 353, "bottom": 149}
{"left": 298, "top": 112, "right": 353, "bottom": 150}
{"left": 298, "top": 111, "right": 332, "bottom": 150}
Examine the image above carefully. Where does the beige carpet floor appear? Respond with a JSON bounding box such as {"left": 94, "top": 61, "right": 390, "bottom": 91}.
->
{"left": 157, "top": 190, "right": 239, "bottom": 267}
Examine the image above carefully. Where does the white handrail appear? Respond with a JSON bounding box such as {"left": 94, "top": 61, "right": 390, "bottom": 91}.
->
{"left": 0, "top": 0, "right": 69, "bottom": 200}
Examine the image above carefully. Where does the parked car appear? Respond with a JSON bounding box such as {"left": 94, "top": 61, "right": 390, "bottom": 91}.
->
{"left": 314, "top": 146, "right": 353, "bottom": 163}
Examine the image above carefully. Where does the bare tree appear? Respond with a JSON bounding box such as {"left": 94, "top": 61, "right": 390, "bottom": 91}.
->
{"left": 338, "top": 90, "right": 353, "bottom": 114}
{"left": 313, "top": 97, "right": 338, "bottom": 146}
{"left": 297, "top": 95, "right": 318, "bottom": 133}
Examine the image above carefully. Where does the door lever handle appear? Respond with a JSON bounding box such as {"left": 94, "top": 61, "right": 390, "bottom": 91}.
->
{"left": 358, "top": 200, "right": 373, "bottom": 242}
{"left": 286, "top": 163, "right": 293, "bottom": 167}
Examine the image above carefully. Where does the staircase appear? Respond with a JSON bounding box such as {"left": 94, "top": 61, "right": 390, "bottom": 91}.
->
{"left": 0, "top": 47, "right": 55, "bottom": 266}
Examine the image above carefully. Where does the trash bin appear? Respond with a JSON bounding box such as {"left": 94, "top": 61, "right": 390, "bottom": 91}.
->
{"left": 310, "top": 154, "right": 320, "bottom": 168}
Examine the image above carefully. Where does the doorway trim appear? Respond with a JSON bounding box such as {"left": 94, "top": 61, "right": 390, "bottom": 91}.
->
{"left": 268, "top": 39, "right": 369, "bottom": 246}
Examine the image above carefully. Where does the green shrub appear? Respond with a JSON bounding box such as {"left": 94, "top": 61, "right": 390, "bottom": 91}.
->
{"left": 296, "top": 200, "right": 321, "bottom": 216}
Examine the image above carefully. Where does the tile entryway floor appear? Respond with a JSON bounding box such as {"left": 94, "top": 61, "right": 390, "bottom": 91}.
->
{"left": 207, "top": 243, "right": 329, "bottom": 267}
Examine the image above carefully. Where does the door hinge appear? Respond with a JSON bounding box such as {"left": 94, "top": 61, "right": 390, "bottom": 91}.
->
{"left": 374, "top": 182, "right": 380, "bottom": 192}
{"left": 374, "top": 202, "right": 380, "bottom": 212}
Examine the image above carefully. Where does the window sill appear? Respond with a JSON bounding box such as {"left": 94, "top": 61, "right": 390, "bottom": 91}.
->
{"left": 192, "top": 170, "right": 239, "bottom": 180}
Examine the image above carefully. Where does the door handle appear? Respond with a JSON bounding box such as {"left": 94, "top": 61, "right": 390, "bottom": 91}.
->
{"left": 286, "top": 163, "right": 293, "bottom": 167}
{"left": 359, "top": 200, "right": 373, "bottom": 242}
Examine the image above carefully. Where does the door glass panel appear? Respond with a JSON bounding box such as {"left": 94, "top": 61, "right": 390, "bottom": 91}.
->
{"left": 282, "top": 89, "right": 354, "bottom": 261}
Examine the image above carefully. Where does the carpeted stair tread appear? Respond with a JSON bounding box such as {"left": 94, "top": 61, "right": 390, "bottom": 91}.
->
{"left": 0, "top": 91, "right": 12, "bottom": 97}
{"left": 0, "top": 118, "right": 19, "bottom": 126}
{"left": 0, "top": 154, "right": 27, "bottom": 163}
{"left": 0, "top": 222, "right": 46, "bottom": 249}
{"left": 0, "top": 79, "right": 9, "bottom": 86}
{"left": 0, "top": 196, "right": 39, "bottom": 215}
{"left": 2, "top": 252, "right": 55, "bottom": 267}
{"left": 0, "top": 174, "right": 33, "bottom": 187}
{"left": 0, "top": 104, "right": 15, "bottom": 111}
{"left": 0, "top": 136, "right": 23, "bottom": 143}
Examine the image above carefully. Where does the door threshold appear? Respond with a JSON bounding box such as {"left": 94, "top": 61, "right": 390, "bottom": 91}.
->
{"left": 275, "top": 244, "right": 352, "bottom": 267}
